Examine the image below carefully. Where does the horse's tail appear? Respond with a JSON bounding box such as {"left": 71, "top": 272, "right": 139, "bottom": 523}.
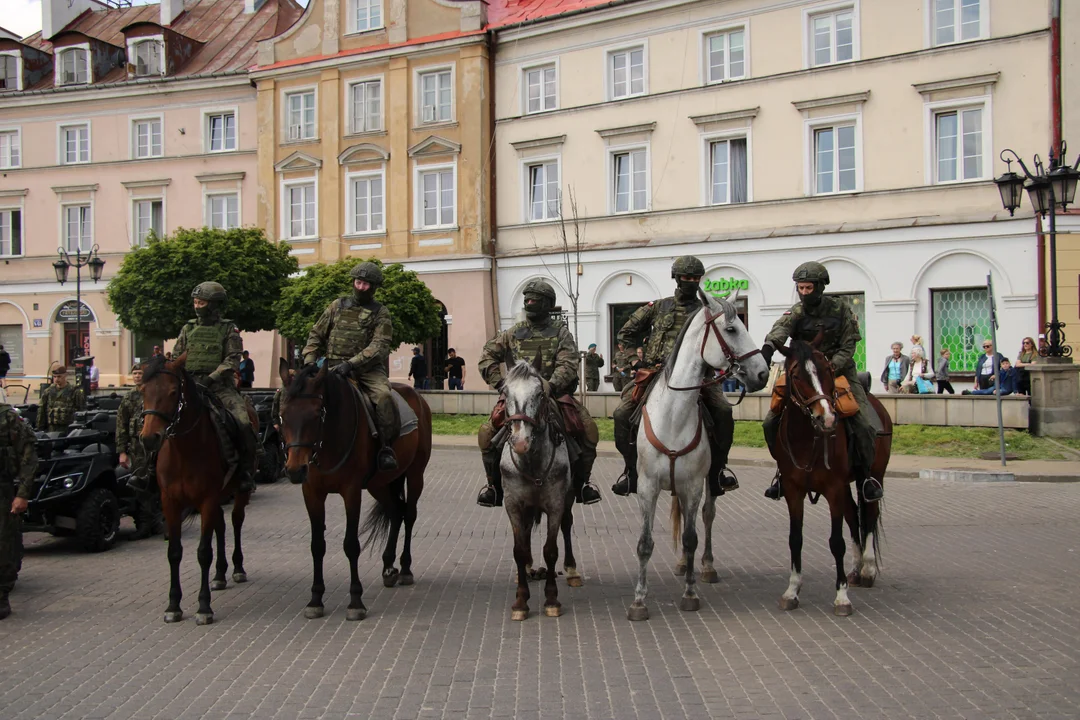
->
{"left": 670, "top": 494, "right": 681, "bottom": 550}
{"left": 359, "top": 499, "right": 395, "bottom": 555}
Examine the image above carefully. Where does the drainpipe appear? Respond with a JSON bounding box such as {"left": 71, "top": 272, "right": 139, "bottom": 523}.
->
{"left": 486, "top": 31, "right": 501, "bottom": 333}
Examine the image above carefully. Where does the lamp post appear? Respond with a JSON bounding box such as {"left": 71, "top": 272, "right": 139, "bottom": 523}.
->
{"left": 53, "top": 244, "right": 105, "bottom": 367}
{"left": 994, "top": 142, "right": 1080, "bottom": 359}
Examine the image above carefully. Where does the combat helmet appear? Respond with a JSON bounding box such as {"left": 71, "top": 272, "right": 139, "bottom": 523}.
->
{"left": 350, "top": 261, "right": 384, "bottom": 287}
{"left": 670, "top": 256, "right": 705, "bottom": 279}
{"left": 522, "top": 278, "right": 557, "bottom": 303}
{"left": 792, "top": 261, "right": 830, "bottom": 286}
{"left": 523, "top": 278, "right": 556, "bottom": 320}
{"left": 191, "top": 281, "right": 228, "bottom": 304}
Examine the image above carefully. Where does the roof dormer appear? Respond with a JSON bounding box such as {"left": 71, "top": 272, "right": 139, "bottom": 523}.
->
{"left": 121, "top": 21, "right": 203, "bottom": 79}
{"left": 0, "top": 38, "right": 53, "bottom": 93}
{"left": 50, "top": 31, "right": 124, "bottom": 87}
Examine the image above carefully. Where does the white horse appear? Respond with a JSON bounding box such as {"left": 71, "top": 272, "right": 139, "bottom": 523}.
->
{"left": 628, "top": 290, "right": 769, "bottom": 621}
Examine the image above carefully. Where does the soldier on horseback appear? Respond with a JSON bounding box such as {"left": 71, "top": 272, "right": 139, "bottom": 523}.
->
{"left": 173, "top": 281, "right": 258, "bottom": 493}
{"left": 760, "top": 261, "right": 884, "bottom": 502}
{"left": 302, "top": 261, "right": 398, "bottom": 473}
{"left": 612, "top": 256, "right": 739, "bottom": 498}
{"left": 475, "top": 278, "right": 602, "bottom": 508}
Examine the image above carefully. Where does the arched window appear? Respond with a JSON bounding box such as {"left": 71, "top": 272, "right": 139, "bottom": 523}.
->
{"left": 133, "top": 40, "right": 163, "bottom": 77}
{"left": 58, "top": 48, "right": 89, "bottom": 85}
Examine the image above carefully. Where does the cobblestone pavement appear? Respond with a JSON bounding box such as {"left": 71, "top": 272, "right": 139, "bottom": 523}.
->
{"left": 3, "top": 449, "right": 1080, "bottom": 720}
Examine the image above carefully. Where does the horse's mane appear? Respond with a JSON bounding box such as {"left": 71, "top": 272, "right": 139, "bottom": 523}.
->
{"left": 505, "top": 359, "right": 541, "bottom": 386}
{"left": 789, "top": 339, "right": 818, "bottom": 366}
{"left": 287, "top": 363, "right": 322, "bottom": 399}
{"left": 141, "top": 354, "right": 168, "bottom": 382}
{"left": 662, "top": 304, "right": 703, "bottom": 381}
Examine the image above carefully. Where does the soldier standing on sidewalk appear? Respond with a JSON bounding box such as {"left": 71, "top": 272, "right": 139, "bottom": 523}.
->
{"left": 1, "top": 397, "right": 38, "bottom": 619}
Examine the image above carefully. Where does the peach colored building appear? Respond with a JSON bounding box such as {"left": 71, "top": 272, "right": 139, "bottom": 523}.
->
{"left": 0, "top": 0, "right": 301, "bottom": 390}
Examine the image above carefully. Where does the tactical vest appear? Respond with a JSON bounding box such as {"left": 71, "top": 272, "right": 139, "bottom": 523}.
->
{"left": 45, "top": 386, "right": 78, "bottom": 427}
{"left": 645, "top": 298, "right": 693, "bottom": 364}
{"left": 184, "top": 320, "right": 232, "bottom": 374}
{"left": 509, "top": 321, "right": 563, "bottom": 381}
{"left": 125, "top": 391, "right": 144, "bottom": 437}
{"left": 787, "top": 298, "right": 849, "bottom": 358}
{"left": 326, "top": 300, "right": 380, "bottom": 361}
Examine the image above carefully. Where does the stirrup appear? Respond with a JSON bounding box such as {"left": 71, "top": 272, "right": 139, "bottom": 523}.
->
{"left": 578, "top": 482, "right": 601, "bottom": 505}
{"left": 861, "top": 477, "right": 883, "bottom": 502}
{"left": 377, "top": 447, "right": 398, "bottom": 472}
{"left": 717, "top": 467, "right": 739, "bottom": 491}
{"left": 611, "top": 471, "right": 635, "bottom": 497}
{"left": 477, "top": 484, "right": 499, "bottom": 508}
{"left": 764, "top": 471, "right": 783, "bottom": 501}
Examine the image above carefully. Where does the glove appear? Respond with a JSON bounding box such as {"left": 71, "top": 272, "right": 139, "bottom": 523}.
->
{"left": 761, "top": 344, "right": 775, "bottom": 365}
{"left": 332, "top": 362, "right": 353, "bottom": 377}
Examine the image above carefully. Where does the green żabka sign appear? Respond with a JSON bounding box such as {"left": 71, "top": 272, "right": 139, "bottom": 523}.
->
{"left": 704, "top": 278, "right": 749, "bottom": 297}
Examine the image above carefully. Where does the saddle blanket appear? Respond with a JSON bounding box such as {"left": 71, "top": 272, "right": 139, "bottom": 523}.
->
{"left": 351, "top": 381, "right": 418, "bottom": 438}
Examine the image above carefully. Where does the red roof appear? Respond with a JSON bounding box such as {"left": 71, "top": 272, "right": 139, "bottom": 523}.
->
{"left": 487, "top": 0, "right": 635, "bottom": 29}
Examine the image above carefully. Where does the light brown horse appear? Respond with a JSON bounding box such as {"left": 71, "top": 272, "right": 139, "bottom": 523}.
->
{"left": 277, "top": 358, "right": 431, "bottom": 621}
{"left": 771, "top": 338, "right": 890, "bottom": 616}
{"left": 140, "top": 353, "right": 254, "bottom": 626}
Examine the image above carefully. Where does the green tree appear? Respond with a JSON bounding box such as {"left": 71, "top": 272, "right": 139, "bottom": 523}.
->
{"left": 106, "top": 228, "right": 298, "bottom": 337}
{"left": 274, "top": 258, "right": 442, "bottom": 350}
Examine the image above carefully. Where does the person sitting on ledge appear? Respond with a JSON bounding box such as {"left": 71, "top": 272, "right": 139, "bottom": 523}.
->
{"left": 964, "top": 358, "right": 1018, "bottom": 396}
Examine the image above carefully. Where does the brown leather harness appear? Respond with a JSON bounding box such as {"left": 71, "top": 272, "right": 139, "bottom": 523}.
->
{"left": 642, "top": 404, "right": 703, "bottom": 493}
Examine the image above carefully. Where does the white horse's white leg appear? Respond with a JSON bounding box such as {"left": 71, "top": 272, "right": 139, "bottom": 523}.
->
{"left": 678, "top": 478, "right": 703, "bottom": 612}
{"left": 628, "top": 480, "right": 660, "bottom": 621}
{"left": 699, "top": 495, "right": 718, "bottom": 583}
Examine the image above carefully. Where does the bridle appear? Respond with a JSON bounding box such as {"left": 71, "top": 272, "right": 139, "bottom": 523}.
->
{"left": 283, "top": 379, "right": 360, "bottom": 475}
{"left": 666, "top": 293, "right": 761, "bottom": 404}
{"left": 780, "top": 356, "right": 840, "bottom": 472}
{"left": 505, "top": 389, "right": 562, "bottom": 486}
{"left": 140, "top": 369, "right": 201, "bottom": 439}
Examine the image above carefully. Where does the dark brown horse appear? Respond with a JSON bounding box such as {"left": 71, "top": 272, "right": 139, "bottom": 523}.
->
{"left": 771, "top": 339, "right": 890, "bottom": 616}
{"left": 140, "top": 353, "right": 253, "bottom": 625}
{"left": 277, "top": 358, "right": 431, "bottom": 621}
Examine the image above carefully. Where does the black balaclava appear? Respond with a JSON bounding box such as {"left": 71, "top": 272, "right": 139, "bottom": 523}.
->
{"left": 353, "top": 282, "right": 376, "bottom": 305}
{"left": 674, "top": 277, "right": 700, "bottom": 304}
{"left": 524, "top": 293, "right": 550, "bottom": 323}
{"left": 800, "top": 282, "right": 825, "bottom": 310}
{"left": 195, "top": 302, "right": 220, "bottom": 324}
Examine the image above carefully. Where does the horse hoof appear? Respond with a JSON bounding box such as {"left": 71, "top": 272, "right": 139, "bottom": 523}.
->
{"left": 778, "top": 596, "right": 800, "bottom": 611}
{"left": 346, "top": 607, "right": 367, "bottom": 621}
{"left": 627, "top": 604, "right": 649, "bottom": 621}
{"left": 511, "top": 609, "right": 529, "bottom": 621}
{"left": 210, "top": 580, "right": 227, "bottom": 591}
{"left": 195, "top": 613, "right": 214, "bottom": 626}
{"left": 847, "top": 571, "right": 862, "bottom": 587}
{"left": 232, "top": 572, "right": 247, "bottom": 584}
{"left": 679, "top": 596, "right": 701, "bottom": 612}
{"left": 164, "top": 611, "right": 183, "bottom": 624}
{"left": 859, "top": 574, "right": 876, "bottom": 589}
{"left": 303, "top": 606, "right": 324, "bottom": 619}
{"left": 399, "top": 573, "right": 414, "bottom": 586}
{"left": 700, "top": 569, "right": 720, "bottom": 584}
{"left": 834, "top": 603, "right": 854, "bottom": 617}
{"left": 566, "top": 575, "right": 584, "bottom": 588}
{"left": 382, "top": 570, "right": 400, "bottom": 588}
{"left": 674, "top": 564, "right": 686, "bottom": 576}
{"left": 544, "top": 605, "right": 562, "bottom": 618}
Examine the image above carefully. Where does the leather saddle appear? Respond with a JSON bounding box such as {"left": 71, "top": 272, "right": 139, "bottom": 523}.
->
{"left": 347, "top": 380, "right": 419, "bottom": 439}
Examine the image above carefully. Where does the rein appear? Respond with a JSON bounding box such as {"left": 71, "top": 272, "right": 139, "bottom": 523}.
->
{"left": 285, "top": 377, "right": 361, "bottom": 476}
{"left": 665, "top": 303, "right": 758, "bottom": 406}
{"left": 641, "top": 404, "right": 703, "bottom": 495}
{"left": 779, "top": 363, "right": 842, "bottom": 476}
{"left": 141, "top": 369, "right": 203, "bottom": 440}
{"left": 506, "top": 395, "right": 562, "bottom": 486}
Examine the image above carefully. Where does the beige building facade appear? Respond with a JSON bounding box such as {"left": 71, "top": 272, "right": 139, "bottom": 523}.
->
{"left": 493, "top": 0, "right": 1067, "bottom": 386}
{"left": 252, "top": 0, "right": 497, "bottom": 382}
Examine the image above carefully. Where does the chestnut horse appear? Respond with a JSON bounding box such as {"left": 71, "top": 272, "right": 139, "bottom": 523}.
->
{"left": 277, "top": 359, "right": 431, "bottom": 621}
{"left": 771, "top": 338, "right": 890, "bottom": 616}
{"left": 140, "top": 353, "right": 253, "bottom": 626}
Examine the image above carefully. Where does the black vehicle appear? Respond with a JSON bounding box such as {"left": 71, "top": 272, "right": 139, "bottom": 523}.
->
{"left": 243, "top": 389, "right": 285, "bottom": 484}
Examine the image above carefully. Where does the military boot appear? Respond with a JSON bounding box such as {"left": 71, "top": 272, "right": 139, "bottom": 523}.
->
{"left": 477, "top": 448, "right": 503, "bottom": 507}
{"left": 572, "top": 458, "right": 601, "bottom": 506}
{"left": 375, "top": 398, "right": 399, "bottom": 473}
{"left": 0, "top": 592, "right": 10, "bottom": 620}
{"left": 612, "top": 421, "right": 638, "bottom": 496}
{"left": 764, "top": 470, "right": 783, "bottom": 500}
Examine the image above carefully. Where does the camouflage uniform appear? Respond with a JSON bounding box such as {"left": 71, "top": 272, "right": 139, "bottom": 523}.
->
{"left": 37, "top": 382, "right": 85, "bottom": 433}
{"left": 116, "top": 385, "right": 162, "bottom": 538}
{"left": 611, "top": 348, "right": 633, "bottom": 392}
{"left": 584, "top": 350, "right": 605, "bottom": 392}
{"left": 173, "top": 282, "right": 258, "bottom": 490}
{"left": 1, "top": 403, "right": 38, "bottom": 619}
{"left": 302, "top": 262, "right": 398, "bottom": 471}
{"left": 476, "top": 279, "right": 600, "bottom": 507}
{"left": 761, "top": 262, "right": 881, "bottom": 501}
{"left": 612, "top": 256, "right": 737, "bottom": 497}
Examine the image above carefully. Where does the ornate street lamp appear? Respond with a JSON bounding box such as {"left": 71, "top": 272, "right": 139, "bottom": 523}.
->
{"left": 994, "top": 143, "right": 1080, "bottom": 358}
{"left": 53, "top": 244, "right": 105, "bottom": 367}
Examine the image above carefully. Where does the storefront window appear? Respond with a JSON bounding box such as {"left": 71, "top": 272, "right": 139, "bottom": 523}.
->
{"left": 609, "top": 302, "right": 649, "bottom": 359}
{"left": 132, "top": 332, "right": 166, "bottom": 365}
{"left": 0, "top": 324, "right": 23, "bottom": 374}
{"left": 828, "top": 292, "right": 866, "bottom": 372}
{"left": 932, "top": 287, "right": 990, "bottom": 372}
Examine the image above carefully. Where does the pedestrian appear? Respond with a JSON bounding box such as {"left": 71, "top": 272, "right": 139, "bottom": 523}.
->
{"left": 0, "top": 345, "right": 10, "bottom": 385}
{"left": 967, "top": 358, "right": 1018, "bottom": 395}
{"left": 632, "top": 346, "right": 646, "bottom": 372}
{"left": 970, "top": 340, "right": 1007, "bottom": 392}
{"left": 408, "top": 347, "right": 428, "bottom": 390}
{"left": 86, "top": 357, "right": 99, "bottom": 391}
{"left": 37, "top": 365, "right": 85, "bottom": 433}
{"left": 164, "top": 351, "right": 172, "bottom": 362}
{"left": 238, "top": 350, "right": 256, "bottom": 388}
{"left": 909, "top": 334, "right": 925, "bottom": 359}
{"left": 610, "top": 343, "right": 631, "bottom": 392}
{"left": 900, "top": 346, "right": 935, "bottom": 394}
{"left": 1, "top": 396, "right": 38, "bottom": 620}
{"left": 1014, "top": 336, "right": 1038, "bottom": 395}
{"left": 444, "top": 348, "right": 466, "bottom": 390}
{"left": 584, "top": 343, "right": 605, "bottom": 391}
{"left": 879, "top": 342, "right": 910, "bottom": 393}
{"left": 152, "top": 345, "right": 163, "bottom": 359}
{"left": 936, "top": 347, "right": 955, "bottom": 394}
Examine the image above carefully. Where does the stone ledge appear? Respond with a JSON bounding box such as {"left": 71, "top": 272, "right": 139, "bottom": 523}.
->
{"left": 920, "top": 469, "right": 1015, "bottom": 483}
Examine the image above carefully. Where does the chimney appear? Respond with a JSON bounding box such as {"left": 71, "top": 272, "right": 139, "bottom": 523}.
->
{"left": 42, "top": 0, "right": 96, "bottom": 39}
{"left": 161, "top": 0, "right": 185, "bottom": 26}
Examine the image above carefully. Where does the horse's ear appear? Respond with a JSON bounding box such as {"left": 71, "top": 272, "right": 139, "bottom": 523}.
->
{"left": 532, "top": 348, "right": 544, "bottom": 373}
{"left": 173, "top": 351, "right": 187, "bottom": 368}
{"left": 278, "top": 357, "right": 291, "bottom": 387}
{"left": 773, "top": 343, "right": 790, "bottom": 357}
{"left": 811, "top": 327, "right": 825, "bottom": 348}
{"left": 315, "top": 362, "right": 328, "bottom": 383}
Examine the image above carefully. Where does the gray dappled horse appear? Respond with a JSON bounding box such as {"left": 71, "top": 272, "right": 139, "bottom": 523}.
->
{"left": 500, "top": 356, "right": 582, "bottom": 621}
{"left": 628, "top": 290, "right": 769, "bottom": 621}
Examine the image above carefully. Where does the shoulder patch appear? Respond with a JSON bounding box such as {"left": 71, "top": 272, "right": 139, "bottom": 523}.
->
{"left": 647, "top": 301, "right": 654, "bottom": 306}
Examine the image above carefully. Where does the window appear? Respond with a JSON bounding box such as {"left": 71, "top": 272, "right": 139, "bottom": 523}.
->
{"left": 827, "top": 292, "right": 866, "bottom": 371}
{"left": 418, "top": 167, "right": 455, "bottom": 228}
{"left": 705, "top": 28, "right": 745, "bottom": 83}
{"left": 64, "top": 205, "right": 92, "bottom": 252}
{"left": 286, "top": 91, "right": 316, "bottom": 141}
{"left": 0, "top": 209, "right": 22, "bottom": 257}
{"left": 207, "top": 194, "right": 239, "bottom": 230}
{"left": 285, "top": 183, "right": 316, "bottom": 239}
{"left": 419, "top": 70, "right": 452, "bottom": 124}
{"left": 133, "top": 40, "right": 163, "bottom": 77}
{"left": 60, "top": 124, "right": 90, "bottom": 164}
{"left": 612, "top": 148, "right": 648, "bottom": 213}
{"left": 934, "top": 107, "right": 984, "bottom": 182}
{"left": 933, "top": 0, "right": 982, "bottom": 46}
{"left": 58, "top": 48, "right": 89, "bottom": 85}
{"left": 0, "top": 55, "right": 18, "bottom": 90}
{"left": 133, "top": 118, "right": 163, "bottom": 158}
{"left": 709, "top": 137, "right": 748, "bottom": 205}
{"left": 0, "top": 325, "right": 22, "bottom": 374}
{"left": 813, "top": 123, "right": 857, "bottom": 194}
{"left": 526, "top": 160, "right": 560, "bottom": 222}
{"left": 609, "top": 47, "right": 645, "bottom": 99}
{"left": 524, "top": 64, "right": 557, "bottom": 114}
{"left": 133, "top": 199, "right": 162, "bottom": 246}
{"left": 350, "top": 80, "right": 382, "bottom": 133}
{"left": 207, "top": 112, "right": 236, "bottom": 152}
{"left": 352, "top": 0, "right": 382, "bottom": 32}
{"left": 348, "top": 173, "right": 384, "bottom": 234}
{"left": 932, "top": 287, "right": 990, "bottom": 372}
{"left": 0, "top": 130, "right": 19, "bottom": 169}
{"left": 809, "top": 7, "right": 854, "bottom": 66}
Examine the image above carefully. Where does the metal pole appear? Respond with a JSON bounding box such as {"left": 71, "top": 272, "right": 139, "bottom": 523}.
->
{"left": 1047, "top": 178, "right": 1061, "bottom": 355}
{"left": 75, "top": 248, "right": 82, "bottom": 368}
{"left": 987, "top": 272, "right": 1006, "bottom": 467}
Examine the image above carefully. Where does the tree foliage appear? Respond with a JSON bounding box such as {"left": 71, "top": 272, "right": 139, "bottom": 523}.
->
{"left": 274, "top": 258, "right": 443, "bottom": 350}
{"left": 106, "top": 228, "right": 298, "bottom": 337}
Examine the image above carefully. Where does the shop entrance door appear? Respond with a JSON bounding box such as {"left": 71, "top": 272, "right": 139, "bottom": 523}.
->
{"left": 827, "top": 292, "right": 866, "bottom": 372}
{"left": 63, "top": 323, "right": 90, "bottom": 367}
